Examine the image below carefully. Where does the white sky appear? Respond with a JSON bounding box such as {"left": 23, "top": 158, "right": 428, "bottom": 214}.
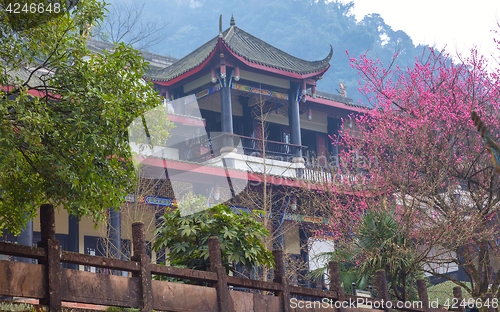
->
{"left": 347, "top": 0, "right": 500, "bottom": 62}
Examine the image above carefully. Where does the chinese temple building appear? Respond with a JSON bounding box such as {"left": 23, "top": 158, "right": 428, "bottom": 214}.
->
{"left": 4, "top": 16, "right": 366, "bottom": 286}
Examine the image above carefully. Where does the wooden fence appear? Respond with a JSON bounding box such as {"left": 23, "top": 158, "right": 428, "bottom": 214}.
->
{"left": 0, "top": 204, "right": 490, "bottom": 312}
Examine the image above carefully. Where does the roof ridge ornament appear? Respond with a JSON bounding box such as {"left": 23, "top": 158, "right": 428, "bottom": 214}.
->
{"left": 230, "top": 15, "right": 235, "bottom": 26}
{"left": 219, "top": 15, "right": 223, "bottom": 38}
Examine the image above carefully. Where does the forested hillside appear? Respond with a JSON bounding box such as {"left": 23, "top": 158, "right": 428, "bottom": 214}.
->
{"left": 97, "top": 0, "right": 430, "bottom": 105}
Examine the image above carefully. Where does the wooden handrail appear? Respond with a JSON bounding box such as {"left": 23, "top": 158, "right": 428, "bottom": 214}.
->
{"left": 60, "top": 250, "right": 140, "bottom": 272}
{"left": 226, "top": 275, "right": 282, "bottom": 292}
{"left": 150, "top": 263, "right": 218, "bottom": 282}
{"left": 0, "top": 241, "right": 46, "bottom": 259}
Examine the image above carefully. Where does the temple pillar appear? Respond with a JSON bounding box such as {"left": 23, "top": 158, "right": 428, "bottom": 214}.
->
{"left": 240, "top": 96, "right": 253, "bottom": 138}
{"left": 272, "top": 198, "right": 286, "bottom": 251}
{"left": 108, "top": 208, "right": 121, "bottom": 260}
{"left": 192, "top": 183, "right": 209, "bottom": 199}
{"left": 220, "top": 79, "right": 236, "bottom": 167}
{"left": 221, "top": 85, "right": 233, "bottom": 134}
{"left": 67, "top": 214, "right": 79, "bottom": 269}
{"left": 16, "top": 219, "right": 33, "bottom": 263}
{"left": 288, "top": 84, "right": 302, "bottom": 157}
{"left": 155, "top": 207, "right": 166, "bottom": 264}
{"left": 288, "top": 84, "right": 304, "bottom": 177}
{"left": 299, "top": 227, "right": 310, "bottom": 288}
{"left": 327, "top": 117, "right": 340, "bottom": 157}
{"left": 327, "top": 117, "right": 342, "bottom": 169}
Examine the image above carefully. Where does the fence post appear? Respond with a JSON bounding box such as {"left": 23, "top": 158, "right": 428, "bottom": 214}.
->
{"left": 417, "top": 279, "right": 430, "bottom": 312}
{"left": 329, "top": 261, "right": 345, "bottom": 312}
{"left": 452, "top": 287, "right": 466, "bottom": 312}
{"left": 131, "top": 222, "right": 153, "bottom": 312}
{"left": 273, "top": 249, "right": 291, "bottom": 312}
{"left": 37, "top": 204, "right": 62, "bottom": 312}
{"left": 375, "top": 269, "right": 392, "bottom": 312}
{"left": 208, "top": 236, "right": 235, "bottom": 312}
{"left": 485, "top": 293, "right": 497, "bottom": 312}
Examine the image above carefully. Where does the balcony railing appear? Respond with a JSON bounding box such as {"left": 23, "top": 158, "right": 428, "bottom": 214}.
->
{"left": 173, "top": 133, "right": 308, "bottom": 163}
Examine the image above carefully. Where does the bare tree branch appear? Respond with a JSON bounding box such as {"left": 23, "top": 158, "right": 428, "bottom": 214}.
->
{"left": 93, "top": 2, "right": 171, "bottom": 51}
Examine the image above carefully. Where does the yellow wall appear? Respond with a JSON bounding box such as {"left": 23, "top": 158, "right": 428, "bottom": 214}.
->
{"left": 31, "top": 205, "right": 158, "bottom": 261}
{"left": 33, "top": 206, "right": 69, "bottom": 234}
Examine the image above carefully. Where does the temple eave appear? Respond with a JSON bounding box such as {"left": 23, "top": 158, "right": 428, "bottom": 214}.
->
{"left": 149, "top": 43, "right": 332, "bottom": 84}
{"left": 148, "top": 49, "right": 218, "bottom": 86}
{"left": 226, "top": 51, "right": 330, "bottom": 80}
{"left": 149, "top": 54, "right": 330, "bottom": 86}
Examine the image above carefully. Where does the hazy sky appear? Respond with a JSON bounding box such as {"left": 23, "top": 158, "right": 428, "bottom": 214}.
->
{"left": 347, "top": 0, "right": 500, "bottom": 62}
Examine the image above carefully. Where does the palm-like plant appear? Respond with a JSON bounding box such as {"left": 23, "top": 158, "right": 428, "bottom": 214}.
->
{"left": 310, "top": 207, "right": 424, "bottom": 301}
{"left": 308, "top": 248, "right": 371, "bottom": 293}
{"left": 358, "top": 208, "right": 423, "bottom": 301}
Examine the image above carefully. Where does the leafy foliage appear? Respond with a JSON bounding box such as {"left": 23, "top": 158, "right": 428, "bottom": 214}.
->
{"left": 0, "top": 1, "right": 169, "bottom": 233}
{"left": 153, "top": 194, "right": 274, "bottom": 272}
{"left": 308, "top": 248, "right": 371, "bottom": 294}
{"left": 356, "top": 208, "right": 424, "bottom": 301}
{"left": 311, "top": 207, "right": 423, "bottom": 301}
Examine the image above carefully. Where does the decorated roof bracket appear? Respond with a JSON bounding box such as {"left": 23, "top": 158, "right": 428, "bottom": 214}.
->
{"left": 233, "top": 66, "right": 240, "bottom": 81}
{"left": 300, "top": 80, "right": 307, "bottom": 103}
{"left": 220, "top": 53, "right": 226, "bottom": 79}
{"left": 212, "top": 65, "right": 239, "bottom": 84}
{"left": 212, "top": 65, "right": 234, "bottom": 89}
{"left": 211, "top": 68, "right": 217, "bottom": 83}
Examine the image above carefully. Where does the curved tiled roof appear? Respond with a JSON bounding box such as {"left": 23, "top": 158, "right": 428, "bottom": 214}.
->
{"left": 147, "top": 36, "right": 218, "bottom": 82}
{"left": 311, "top": 90, "right": 355, "bottom": 106}
{"left": 306, "top": 90, "right": 369, "bottom": 113}
{"left": 147, "top": 26, "right": 332, "bottom": 82}
{"left": 86, "top": 38, "right": 178, "bottom": 70}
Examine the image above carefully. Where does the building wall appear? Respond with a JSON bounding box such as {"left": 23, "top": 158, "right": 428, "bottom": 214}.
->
{"left": 31, "top": 205, "right": 159, "bottom": 262}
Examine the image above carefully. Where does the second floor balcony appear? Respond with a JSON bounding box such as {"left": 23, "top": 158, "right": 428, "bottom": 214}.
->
{"left": 176, "top": 132, "right": 307, "bottom": 163}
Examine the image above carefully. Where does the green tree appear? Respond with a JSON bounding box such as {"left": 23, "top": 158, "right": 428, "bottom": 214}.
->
{"left": 356, "top": 207, "right": 424, "bottom": 301}
{"left": 153, "top": 194, "right": 275, "bottom": 272}
{"left": 310, "top": 207, "right": 424, "bottom": 301}
{"left": 0, "top": 1, "right": 167, "bottom": 233}
{"left": 308, "top": 247, "right": 371, "bottom": 294}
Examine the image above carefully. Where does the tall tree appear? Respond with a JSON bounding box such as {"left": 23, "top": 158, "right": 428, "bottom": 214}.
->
{"left": 0, "top": 1, "right": 168, "bottom": 233}
{"left": 92, "top": 1, "right": 170, "bottom": 52}
{"left": 327, "top": 36, "right": 500, "bottom": 300}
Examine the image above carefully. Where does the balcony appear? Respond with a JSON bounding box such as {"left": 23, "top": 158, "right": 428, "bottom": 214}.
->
{"left": 131, "top": 131, "right": 362, "bottom": 184}
{"left": 166, "top": 133, "right": 307, "bottom": 179}
{"left": 175, "top": 133, "right": 307, "bottom": 163}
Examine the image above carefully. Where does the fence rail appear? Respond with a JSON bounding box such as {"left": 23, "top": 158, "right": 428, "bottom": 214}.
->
{"left": 0, "top": 204, "right": 482, "bottom": 312}
{"left": 174, "top": 132, "right": 308, "bottom": 163}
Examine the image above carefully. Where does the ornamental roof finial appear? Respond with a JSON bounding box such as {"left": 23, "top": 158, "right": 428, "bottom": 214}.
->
{"left": 219, "top": 15, "right": 223, "bottom": 37}
{"left": 230, "top": 15, "right": 235, "bottom": 26}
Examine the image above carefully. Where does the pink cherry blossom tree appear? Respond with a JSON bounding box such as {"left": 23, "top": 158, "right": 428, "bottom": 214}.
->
{"left": 325, "top": 27, "right": 500, "bottom": 300}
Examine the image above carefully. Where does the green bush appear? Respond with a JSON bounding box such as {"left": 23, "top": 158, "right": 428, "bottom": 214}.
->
{"left": 154, "top": 195, "right": 274, "bottom": 272}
